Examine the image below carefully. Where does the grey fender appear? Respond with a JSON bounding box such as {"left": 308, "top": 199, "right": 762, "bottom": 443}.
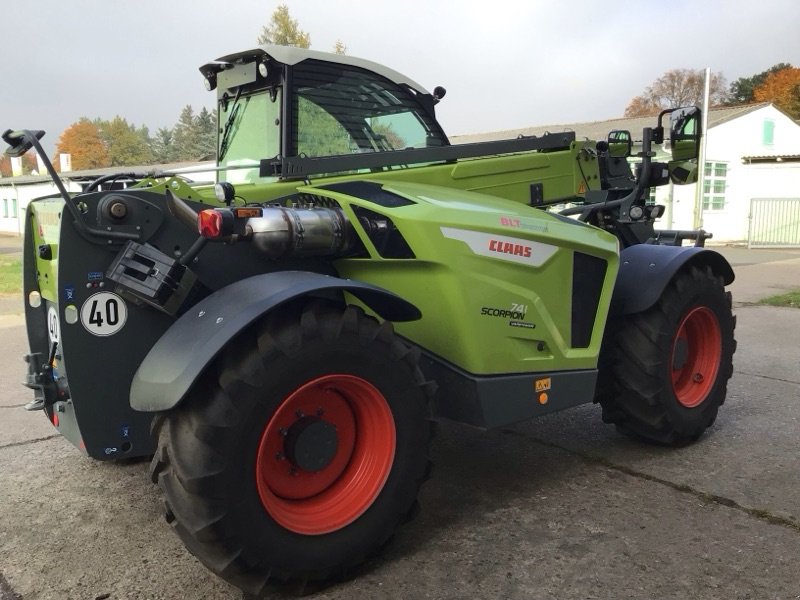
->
{"left": 609, "top": 244, "right": 734, "bottom": 317}
{"left": 130, "top": 271, "right": 420, "bottom": 412}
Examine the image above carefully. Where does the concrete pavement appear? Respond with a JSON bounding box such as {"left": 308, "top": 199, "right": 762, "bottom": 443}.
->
{"left": 1, "top": 239, "right": 799, "bottom": 599}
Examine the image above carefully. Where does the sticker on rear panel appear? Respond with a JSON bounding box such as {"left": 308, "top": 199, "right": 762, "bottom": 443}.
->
{"left": 80, "top": 292, "right": 127, "bottom": 337}
{"left": 47, "top": 306, "right": 60, "bottom": 343}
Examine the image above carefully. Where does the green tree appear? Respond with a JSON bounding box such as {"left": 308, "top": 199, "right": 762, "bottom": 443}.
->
{"left": 727, "top": 63, "right": 792, "bottom": 105}
{"left": 196, "top": 106, "right": 217, "bottom": 159}
{"left": 624, "top": 69, "right": 728, "bottom": 117}
{"left": 257, "top": 4, "right": 310, "bottom": 47}
{"left": 95, "top": 116, "right": 153, "bottom": 166}
{"left": 151, "top": 126, "right": 175, "bottom": 164}
{"left": 55, "top": 118, "right": 110, "bottom": 170}
{"left": 172, "top": 105, "right": 202, "bottom": 161}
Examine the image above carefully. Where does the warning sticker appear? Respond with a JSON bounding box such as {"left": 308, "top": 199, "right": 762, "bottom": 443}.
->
{"left": 47, "top": 306, "right": 60, "bottom": 343}
{"left": 535, "top": 377, "right": 552, "bottom": 393}
{"left": 80, "top": 292, "right": 128, "bottom": 337}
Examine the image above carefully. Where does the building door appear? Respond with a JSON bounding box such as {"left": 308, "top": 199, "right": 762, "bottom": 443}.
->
{"left": 748, "top": 198, "right": 800, "bottom": 248}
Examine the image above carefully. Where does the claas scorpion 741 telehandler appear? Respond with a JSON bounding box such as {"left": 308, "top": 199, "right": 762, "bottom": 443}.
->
{"left": 6, "top": 44, "right": 734, "bottom": 595}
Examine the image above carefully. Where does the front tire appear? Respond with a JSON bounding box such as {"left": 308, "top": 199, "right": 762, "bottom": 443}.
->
{"left": 597, "top": 265, "right": 736, "bottom": 445}
{"left": 150, "top": 303, "right": 434, "bottom": 594}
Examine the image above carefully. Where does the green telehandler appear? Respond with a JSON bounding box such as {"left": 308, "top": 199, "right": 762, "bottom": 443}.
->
{"left": 6, "top": 44, "right": 734, "bottom": 594}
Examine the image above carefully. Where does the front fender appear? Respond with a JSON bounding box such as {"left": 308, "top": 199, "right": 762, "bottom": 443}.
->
{"left": 130, "top": 271, "right": 420, "bottom": 412}
{"left": 610, "top": 244, "right": 734, "bottom": 317}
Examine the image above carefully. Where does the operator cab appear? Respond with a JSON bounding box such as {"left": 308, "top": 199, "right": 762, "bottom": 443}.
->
{"left": 200, "top": 45, "right": 449, "bottom": 184}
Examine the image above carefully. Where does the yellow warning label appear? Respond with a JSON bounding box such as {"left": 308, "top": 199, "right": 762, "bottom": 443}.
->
{"left": 535, "top": 377, "right": 551, "bottom": 392}
{"left": 577, "top": 182, "right": 587, "bottom": 194}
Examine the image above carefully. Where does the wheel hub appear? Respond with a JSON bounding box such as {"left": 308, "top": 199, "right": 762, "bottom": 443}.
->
{"left": 672, "top": 336, "right": 689, "bottom": 370}
{"left": 284, "top": 416, "right": 338, "bottom": 472}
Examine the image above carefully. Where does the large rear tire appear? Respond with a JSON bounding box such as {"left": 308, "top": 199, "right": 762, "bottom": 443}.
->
{"left": 150, "top": 303, "right": 434, "bottom": 594}
{"left": 597, "top": 265, "right": 736, "bottom": 445}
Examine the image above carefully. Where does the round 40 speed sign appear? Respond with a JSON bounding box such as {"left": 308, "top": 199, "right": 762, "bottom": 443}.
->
{"left": 80, "top": 292, "right": 128, "bottom": 337}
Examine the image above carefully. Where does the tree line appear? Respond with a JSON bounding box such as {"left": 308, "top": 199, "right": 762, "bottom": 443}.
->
{"left": 0, "top": 106, "right": 217, "bottom": 176}
{"left": 54, "top": 106, "right": 217, "bottom": 172}
{"left": 624, "top": 63, "right": 800, "bottom": 118}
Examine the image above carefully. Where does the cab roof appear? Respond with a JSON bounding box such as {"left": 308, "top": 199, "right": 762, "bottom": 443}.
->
{"left": 200, "top": 44, "right": 431, "bottom": 95}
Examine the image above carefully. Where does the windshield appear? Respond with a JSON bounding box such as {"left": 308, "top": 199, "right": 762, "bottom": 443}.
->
{"left": 292, "top": 60, "right": 446, "bottom": 158}
{"left": 217, "top": 88, "right": 281, "bottom": 184}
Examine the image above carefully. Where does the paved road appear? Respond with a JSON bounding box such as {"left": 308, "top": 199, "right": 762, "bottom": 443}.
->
{"left": 1, "top": 238, "right": 799, "bottom": 599}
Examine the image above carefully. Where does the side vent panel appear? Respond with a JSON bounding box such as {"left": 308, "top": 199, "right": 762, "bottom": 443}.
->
{"left": 571, "top": 252, "right": 607, "bottom": 348}
{"left": 352, "top": 207, "right": 415, "bottom": 259}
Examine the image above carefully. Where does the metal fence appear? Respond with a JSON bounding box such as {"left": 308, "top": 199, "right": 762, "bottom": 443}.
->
{"left": 748, "top": 198, "right": 800, "bottom": 248}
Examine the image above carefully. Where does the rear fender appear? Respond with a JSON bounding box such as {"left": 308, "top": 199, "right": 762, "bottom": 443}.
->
{"left": 130, "top": 271, "right": 420, "bottom": 412}
{"left": 610, "top": 244, "right": 734, "bottom": 317}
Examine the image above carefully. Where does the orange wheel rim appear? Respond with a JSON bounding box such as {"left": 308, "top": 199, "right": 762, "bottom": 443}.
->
{"left": 255, "top": 374, "right": 396, "bottom": 535}
{"left": 671, "top": 306, "right": 722, "bottom": 408}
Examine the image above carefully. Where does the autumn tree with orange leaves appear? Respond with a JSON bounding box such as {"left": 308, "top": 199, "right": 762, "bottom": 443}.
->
{"left": 624, "top": 69, "right": 728, "bottom": 117}
{"left": 0, "top": 152, "right": 38, "bottom": 177}
{"left": 55, "top": 119, "right": 110, "bottom": 170}
{"left": 753, "top": 67, "right": 800, "bottom": 119}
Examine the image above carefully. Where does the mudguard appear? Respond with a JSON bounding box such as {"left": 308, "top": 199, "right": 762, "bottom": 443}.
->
{"left": 130, "top": 271, "right": 420, "bottom": 412}
{"left": 610, "top": 244, "right": 734, "bottom": 316}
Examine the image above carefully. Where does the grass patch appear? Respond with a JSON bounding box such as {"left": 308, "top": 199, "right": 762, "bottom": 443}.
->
{"left": 761, "top": 290, "right": 800, "bottom": 308}
{"left": 0, "top": 256, "right": 22, "bottom": 295}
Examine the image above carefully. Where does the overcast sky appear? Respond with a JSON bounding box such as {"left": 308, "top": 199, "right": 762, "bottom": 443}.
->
{"left": 2, "top": 0, "right": 798, "bottom": 155}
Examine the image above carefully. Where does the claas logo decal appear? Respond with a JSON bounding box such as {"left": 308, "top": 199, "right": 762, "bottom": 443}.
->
{"left": 488, "top": 239, "right": 532, "bottom": 258}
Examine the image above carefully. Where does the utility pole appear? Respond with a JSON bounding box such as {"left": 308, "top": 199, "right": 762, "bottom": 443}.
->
{"left": 694, "top": 67, "right": 711, "bottom": 229}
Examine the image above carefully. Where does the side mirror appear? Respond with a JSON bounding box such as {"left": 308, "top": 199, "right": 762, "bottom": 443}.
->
{"left": 607, "top": 130, "right": 632, "bottom": 158}
{"left": 670, "top": 106, "right": 701, "bottom": 161}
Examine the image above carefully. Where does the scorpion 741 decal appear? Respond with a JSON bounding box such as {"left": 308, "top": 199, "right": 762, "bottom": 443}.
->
{"left": 480, "top": 302, "right": 536, "bottom": 329}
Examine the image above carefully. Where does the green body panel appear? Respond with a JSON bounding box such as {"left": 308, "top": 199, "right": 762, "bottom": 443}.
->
{"left": 325, "top": 181, "right": 619, "bottom": 374}
{"left": 26, "top": 197, "right": 63, "bottom": 303}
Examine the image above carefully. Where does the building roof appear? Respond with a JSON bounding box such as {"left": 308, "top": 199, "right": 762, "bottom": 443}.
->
{"left": 741, "top": 154, "right": 800, "bottom": 163}
{"left": 451, "top": 103, "right": 772, "bottom": 145}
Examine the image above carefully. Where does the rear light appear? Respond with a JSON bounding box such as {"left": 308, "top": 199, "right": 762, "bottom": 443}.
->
{"left": 198, "top": 209, "right": 224, "bottom": 238}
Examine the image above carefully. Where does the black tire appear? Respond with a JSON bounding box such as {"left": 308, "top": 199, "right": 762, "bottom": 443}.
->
{"left": 150, "top": 302, "right": 435, "bottom": 595}
{"left": 596, "top": 265, "right": 736, "bottom": 445}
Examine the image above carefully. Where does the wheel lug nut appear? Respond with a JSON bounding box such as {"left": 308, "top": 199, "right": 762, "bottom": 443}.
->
{"left": 693, "top": 373, "right": 704, "bottom": 383}
{"left": 295, "top": 410, "right": 304, "bottom": 418}
{"left": 289, "top": 467, "right": 297, "bottom": 476}
{"left": 275, "top": 452, "right": 285, "bottom": 461}
{"left": 279, "top": 428, "right": 288, "bottom": 437}
{"left": 316, "top": 407, "right": 324, "bottom": 417}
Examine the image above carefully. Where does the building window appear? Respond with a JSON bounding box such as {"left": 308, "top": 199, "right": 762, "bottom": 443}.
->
{"left": 2, "top": 199, "right": 7, "bottom": 218}
{"left": 703, "top": 161, "right": 727, "bottom": 211}
{"left": 11, "top": 199, "right": 17, "bottom": 218}
{"left": 763, "top": 119, "right": 775, "bottom": 145}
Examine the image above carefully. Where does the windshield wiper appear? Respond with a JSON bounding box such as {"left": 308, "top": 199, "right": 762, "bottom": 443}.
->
{"left": 218, "top": 89, "right": 244, "bottom": 161}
